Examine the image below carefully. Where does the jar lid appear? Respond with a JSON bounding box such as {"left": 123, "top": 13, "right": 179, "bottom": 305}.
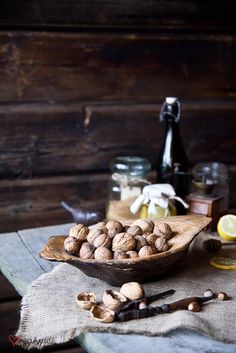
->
{"left": 110, "top": 156, "right": 151, "bottom": 177}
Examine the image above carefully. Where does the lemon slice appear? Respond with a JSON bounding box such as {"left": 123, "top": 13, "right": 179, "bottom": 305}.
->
{"left": 210, "top": 256, "right": 236, "bottom": 270}
{"left": 217, "top": 214, "right": 236, "bottom": 241}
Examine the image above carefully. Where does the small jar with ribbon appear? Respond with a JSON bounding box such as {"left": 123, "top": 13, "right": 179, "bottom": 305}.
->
{"left": 130, "top": 184, "right": 189, "bottom": 219}
{"left": 106, "top": 156, "right": 151, "bottom": 221}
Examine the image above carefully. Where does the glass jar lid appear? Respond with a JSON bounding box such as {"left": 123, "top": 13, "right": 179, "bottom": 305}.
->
{"left": 110, "top": 156, "right": 151, "bottom": 177}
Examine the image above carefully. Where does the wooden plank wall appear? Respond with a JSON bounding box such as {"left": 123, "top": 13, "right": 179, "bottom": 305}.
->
{"left": 0, "top": 1, "right": 236, "bottom": 232}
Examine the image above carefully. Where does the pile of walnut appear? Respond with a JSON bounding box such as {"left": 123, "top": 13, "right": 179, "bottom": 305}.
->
{"left": 64, "top": 219, "right": 173, "bottom": 260}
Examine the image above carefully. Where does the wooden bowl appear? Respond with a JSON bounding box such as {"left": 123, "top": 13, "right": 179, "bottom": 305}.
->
{"left": 40, "top": 215, "right": 211, "bottom": 286}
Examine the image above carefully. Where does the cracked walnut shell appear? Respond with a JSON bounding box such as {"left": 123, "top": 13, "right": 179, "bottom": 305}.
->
{"left": 69, "top": 224, "right": 89, "bottom": 241}
{"left": 112, "top": 232, "right": 136, "bottom": 252}
{"left": 103, "top": 290, "right": 127, "bottom": 310}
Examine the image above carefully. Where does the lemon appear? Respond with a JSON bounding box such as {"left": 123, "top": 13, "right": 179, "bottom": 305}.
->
{"left": 210, "top": 256, "right": 236, "bottom": 270}
{"left": 217, "top": 214, "right": 236, "bottom": 241}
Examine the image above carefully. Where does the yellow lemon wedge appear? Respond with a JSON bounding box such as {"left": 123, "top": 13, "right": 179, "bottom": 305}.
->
{"left": 210, "top": 256, "right": 236, "bottom": 270}
{"left": 217, "top": 214, "right": 236, "bottom": 241}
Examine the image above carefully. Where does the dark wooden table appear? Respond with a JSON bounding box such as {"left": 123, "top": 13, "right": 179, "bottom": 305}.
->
{"left": 0, "top": 223, "right": 236, "bottom": 353}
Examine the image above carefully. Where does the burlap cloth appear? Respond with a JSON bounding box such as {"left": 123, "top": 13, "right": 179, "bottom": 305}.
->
{"left": 16, "top": 232, "right": 236, "bottom": 350}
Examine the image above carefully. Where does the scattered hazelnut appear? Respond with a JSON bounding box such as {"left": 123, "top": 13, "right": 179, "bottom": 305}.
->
{"left": 112, "top": 232, "right": 136, "bottom": 252}
{"left": 155, "top": 237, "right": 170, "bottom": 252}
{"left": 154, "top": 223, "right": 172, "bottom": 239}
{"left": 69, "top": 224, "right": 89, "bottom": 241}
{"left": 106, "top": 220, "right": 123, "bottom": 238}
{"left": 93, "top": 233, "right": 111, "bottom": 249}
{"left": 188, "top": 302, "right": 201, "bottom": 312}
{"left": 120, "top": 282, "right": 145, "bottom": 300}
{"left": 127, "top": 225, "right": 142, "bottom": 237}
{"left": 139, "top": 245, "right": 157, "bottom": 257}
{"left": 126, "top": 250, "right": 139, "bottom": 258}
{"left": 135, "top": 235, "right": 148, "bottom": 251}
{"left": 79, "top": 242, "right": 94, "bottom": 259}
{"left": 94, "top": 247, "right": 113, "bottom": 260}
{"left": 204, "top": 289, "right": 214, "bottom": 298}
{"left": 217, "top": 292, "right": 228, "bottom": 301}
{"left": 113, "top": 251, "right": 128, "bottom": 260}
{"left": 64, "top": 236, "right": 81, "bottom": 255}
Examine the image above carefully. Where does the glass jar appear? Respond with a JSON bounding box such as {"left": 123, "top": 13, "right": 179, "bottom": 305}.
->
{"left": 106, "top": 156, "right": 151, "bottom": 221}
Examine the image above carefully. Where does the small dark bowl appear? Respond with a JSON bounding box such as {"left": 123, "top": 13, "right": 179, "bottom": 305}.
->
{"left": 40, "top": 215, "right": 211, "bottom": 286}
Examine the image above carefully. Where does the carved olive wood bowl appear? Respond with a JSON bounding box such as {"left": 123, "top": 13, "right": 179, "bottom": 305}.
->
{"left": 40, "top": 215, "right": 211, "bottom": 286}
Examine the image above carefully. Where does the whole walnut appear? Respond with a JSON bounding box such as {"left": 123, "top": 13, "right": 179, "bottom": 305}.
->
{"left": 155, "top": 237, "right": 170, "bottom": 252}
{"left": 106, "top": 220, "right": 123, "bottom": 238}
{"left": 120, "top": 282, "right": 144, "bottom": 300}
{"left": 79, "top": 242, "right": 94, "bottom": 259}
{"left": 134, "top": 235, "right": 148, "bottom": 251}
{"left": 64, "top": 236, "right": 81, "bottom": 255}
{"left": 139, "top": 245, "right": 157, "bottom": 257}
{"left": 89, "top": 221, "right": 106, "bottom": 231}
{"left": 93, "top": 233, "right": 111, "bottom": 249}
{"left": 114, "top": 251, "right": 128, "bottom": 260}
{"left": 69, "top": 224, "right": 89, "bottom": 241}
{"left": 126, "top": 250, "right": 139, "bottom": 259}
{"left": 131, "top": 219, "right": 154, "bottom": 236}
{"left": 87, "top": 227, "right": 108, "bottom": 245}
{"left": 112, "top": 232, "right": 136, "bottom": 252}
{"left": 94, "top": 246, "right": 113, "bottom": 260}
{"left": 154, "top": 223, "right": 172, "bottom": 239}
{"left": 146, "top": 233, "right": 159, "bottom": 245}
{"left": 127, "top": 225, "right": 142, "bottom": 237}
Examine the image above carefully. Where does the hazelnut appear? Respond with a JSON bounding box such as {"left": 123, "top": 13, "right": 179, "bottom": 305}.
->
{"left": 113, "top": 251, "right": 128, "bottom": 260}
{"left": 94, "top": 247, "right": 113, "bottom": 260}
{"left": 106, "top": 220, "right": 123, "bottom": 238}
{"left": 87, "top": 228, "right": 107, "bottom": 245}
{"left": 64, "top": 236, "right": 81, "bottom": 255}
{"left": 134, "top": 235, "right": 148, "bottom": 251}
{"left": 127, "top": 225, "right": 142, "bottom": 237}
{"left": 112, "top": 232, "right": 136, "bottom": 252}
{"left": 120, "top": 282, "right": 144, "bottom": 300}
{"left": 79, "top": 242, "right": 94, "bottom": 259}
{"left": 146, "top": 233, "right": 159, "bottom": 245}
{"left": 126, "top": 250, "right": 139, "bottom": 258}
{"left": 131, "top": 219, "right": 154, "bottom": 235}
{"left": 69, "top": 224, "right": 89, "bottom": 241}
{"left": 204, "top": 289, "right": 214, "bottom": 298}
{"left": 155, "top": 237, "right": 170, "bottom": 252}
{"left": 217, "top": 292, "right": 228, "bottom": 301}
{"left": 154, "top": 223, "right": 172, "bottom": 239}
{"left": 102, "top": 290, "right": 127, "bottom": 310}
{"left": 139, "top": 299, "right": 148, "bottom": 309}
{"left": 139, "top": 245, "right": 157, "bottom": 257}
{"left": 188, "top": 302, "right": 201, "bottom": 312}
{"left": 93, "top": 233, "right": 111, "bottom": 249}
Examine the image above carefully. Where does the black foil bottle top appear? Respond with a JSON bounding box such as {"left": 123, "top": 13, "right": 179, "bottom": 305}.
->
{"left": 159, "top": 97, "right": 180, "bottom": 123}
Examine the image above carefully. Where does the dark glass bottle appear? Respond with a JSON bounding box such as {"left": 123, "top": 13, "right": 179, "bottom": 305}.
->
{"left": 156, "top": 97, "right": 190, "bottom": 213}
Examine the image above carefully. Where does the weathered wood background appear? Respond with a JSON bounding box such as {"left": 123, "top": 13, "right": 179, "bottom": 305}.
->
{"left": 0, "top": 1, "right": 236, "bottom": 232}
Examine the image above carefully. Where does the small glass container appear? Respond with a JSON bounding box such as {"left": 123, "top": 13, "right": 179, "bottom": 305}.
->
{"left": 106, "top": 156, "right": 151, "bottom": 221}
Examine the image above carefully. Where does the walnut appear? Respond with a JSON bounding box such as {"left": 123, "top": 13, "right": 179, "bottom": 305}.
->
{"left": 94, "top": 246, "right": 113, "bottom": 260}
{"left": 112, "top": 232, "right": 136, "bottom": 252}
{"left": 79, "top": 242, "right": 94, "bottom": 259}
{"left": 146, "top": 233, "right": 159, "bottom": 245}
{"left": 126, "top": 250, "right": 139, "bottom": 258}
{"left": 113, "top": 251, "right": 128, "bottom": 260}
{"left": 87, "top": 227, "right": 107, "bottom": 245}
{"left": 123, "top": 225, "right": 130, "bottom": 232}
{"left": 127, "top": 225, "right": 142, "bottom": 237}
{"left": 134, "top": 235, "right": 148, "bottom": 251}
{"left": 106, "top": 220, "right": 123, "bottom": 238}
{"left": 120, "top": 282, "right": 144, "bottom": 300}
{"left": 89, "top": 221, "right": 106, "bottom": 231}
{"left": 131, "top": 219, "right": 154, "bottom": 235}
{"left": 64, "top": 236, "right": 81, "bottom": 255}
{"left": 69, "top": 224, "right": 89, "bottom": 241}
{"left": 155, "top": 237, "right": 170, "bottom": 252}
{"left": 154, "top": 223, "right": 172, "bottom": 239}
{"left": 93, "top": 233, "right": 111, "bottom": 249}
{"left": 139, "top": 245, "right": 157, "bottom": 257}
